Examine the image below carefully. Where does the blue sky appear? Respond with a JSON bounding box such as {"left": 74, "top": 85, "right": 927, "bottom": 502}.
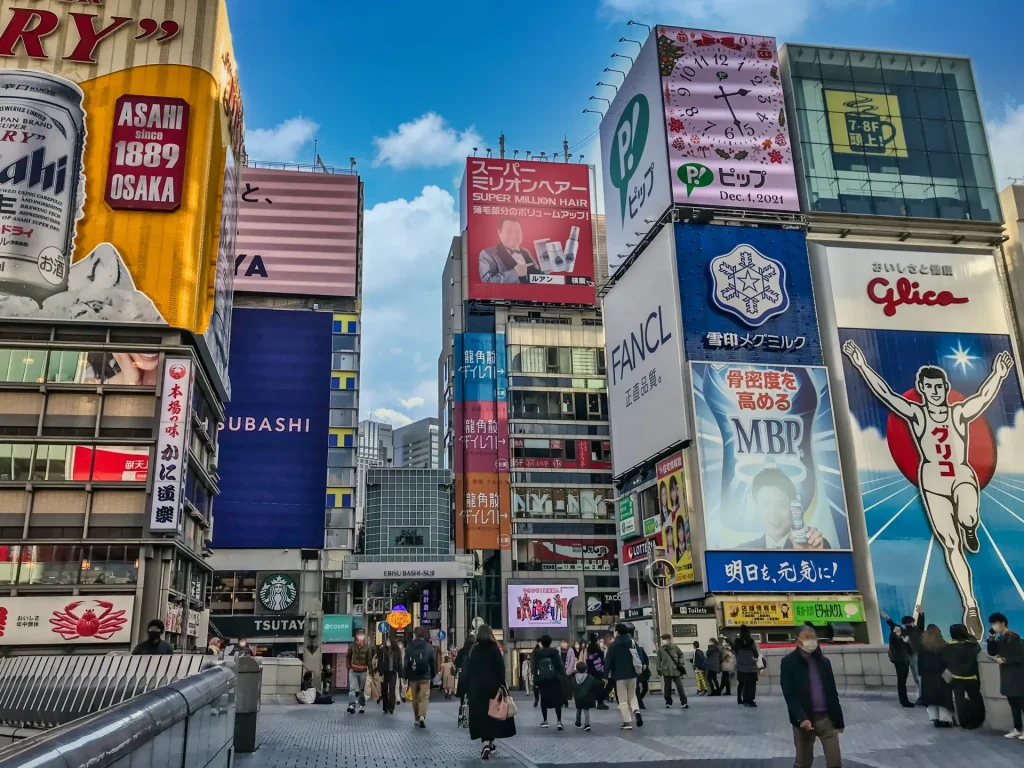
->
{"left": 225, "top": 0, "right": 1024, "bottom": 427}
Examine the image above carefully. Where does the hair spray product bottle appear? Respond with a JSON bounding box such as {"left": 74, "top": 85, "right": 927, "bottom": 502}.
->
{"left": 563, "top": 226, "right": 580, "bottom": 273}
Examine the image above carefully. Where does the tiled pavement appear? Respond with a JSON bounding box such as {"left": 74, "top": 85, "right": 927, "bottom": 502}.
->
{"left": 238, "top": 691, "right": 1024, "bottom": 768}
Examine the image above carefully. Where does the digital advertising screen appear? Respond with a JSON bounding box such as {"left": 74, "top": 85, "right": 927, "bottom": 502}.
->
{"left": 508, "top": 584, "right": 579, "bottom": 629}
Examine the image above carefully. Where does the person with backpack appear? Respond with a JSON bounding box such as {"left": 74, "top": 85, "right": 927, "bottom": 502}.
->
{"left": 585, "top": 635, "right": 609, "bottom": 710}
{"left": 692, "top": 641, "right": 709, "bottom": 696}
{"left": 572, "top": 660, "right": 600, "bottom": 731}
{"left": 606, "top": 622, "right": 643, "bottom": 730}
{"left": 533, "top": 635, "right": 566, "bottom": 730}
{"left": 404, "top": 626, "right": 437, "bottom": 728}
{"left": 657, "top": 634, "right": 689, "bottom": 708}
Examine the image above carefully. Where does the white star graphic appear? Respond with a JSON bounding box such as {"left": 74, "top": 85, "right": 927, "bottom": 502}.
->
{"left": 736, "top": 268, "right": 760, "bottom": 295}
{"left": 944, "top": 342, "right": 980, "bottom": 374}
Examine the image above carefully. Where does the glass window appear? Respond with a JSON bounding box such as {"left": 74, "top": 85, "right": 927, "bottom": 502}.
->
{"left": 520, "top": 347, "right": 546, "bottom": 374}
{"left": 330, "top": 390, "right": 357, "bottom": 408}
{"left": 326, "top": 529, "right": 352, "bottom": 549}
{"left": 557, "top": 348, "right": 572, "bottom": 374}
{"left": 571, "top": 348, "right": 598, "bottom": 376}
{"left": 332, "top": 352, "right": 358, "bottom": 371}
{"left": 0, "top": 443, "right": 33, "bottom": 481}
{"left": 327, "top": 447, "right": 354, "bottom": 467}
{"left": 46, "top": 351, "right": 94, "bottom": 383}
{"left": 17, "top": 544, "right": 80, "bottom": 585}
{"left": 329, "top": 409, "right": 357, "bottom": 427}
{"left": 327, "top": 467, "right": 355, "bottom": 486}
{"left": 81, "top": 545, "right": 139, "bottom": 585}
{"left": 332, "top": 335, "right": 359, "bottom": 352}
{"left": 508, "top": 346, "right": 521, "bottom": 372}
{"left": 0, "top": 349, "right": 47, "bottom": 383}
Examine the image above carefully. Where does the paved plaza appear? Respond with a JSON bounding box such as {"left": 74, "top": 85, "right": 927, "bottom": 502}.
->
{"left": 238, "top": 691, "right": 1024, "bottom": 768}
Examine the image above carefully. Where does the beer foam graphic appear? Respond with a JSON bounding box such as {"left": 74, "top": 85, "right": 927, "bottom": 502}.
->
{"left": 0, "top": 244, "right": 165, "bottom": 324}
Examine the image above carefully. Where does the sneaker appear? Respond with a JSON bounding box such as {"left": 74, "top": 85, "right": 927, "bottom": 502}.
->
{"left": 418, "top": 717, "right": 426, "bottom": 729}
{"left": 585, "top": 724, "right": 592, "bottom": 731}
{"left": 1018, "top": 733, "right": 1024, "bottom": 741}
{"left": 347, "top": 704, "right": 356, "bottom": 714}
{"left": 1005, "top": 729, "right": 1022, "bottom": 739}
{"left": 620, "top": 723, "right": 633, "bottom": 730}
{"left": 575, "top": 722, "right": 583, "bottom": 729}
{"left": 634, "top": 711, "right": 643, "bottom": 728}
{"left": 541, "top": 721, "right": 549, "bottom": 728}
{"left": 682, "top": 703, "right": 689, "bottom": 709}
{"left": 358, "top": 706, "right": 365, "bottom": 714}
{"left": 557, "top": 722, "right": 564, "bottom": 731}
{"left": 963, "top": 525, "right": 980, "bottom": 554}
{"left": 965, "top": 608, "right": 984, "bottom": 640}
{"left": 665, "top": 702, "right": 672, "bottom": 708}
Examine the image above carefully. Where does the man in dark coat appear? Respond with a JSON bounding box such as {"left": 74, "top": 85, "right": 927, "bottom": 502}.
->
{"left": 533, "top": 635, "right": 566, "bottom": 728}
{"left": 880, "top": 610, "right": 916, "bottom": 708}
{"left": 606, "top": 622, "right": 642, "bottom": 729}
{"left": 988, "top": 611, "right": 1024, "bottom": 739}
{"left": 465, "top": 625, "right": 515, "bottom": 759}
{"left": 132, "top": 619, "right": 173, "bottom": 655}
{"left": 780, "top": 625, "right": 844, "bottom": 768}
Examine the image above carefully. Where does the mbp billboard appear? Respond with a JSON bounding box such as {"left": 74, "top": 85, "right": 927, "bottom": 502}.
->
{"left": 0, "top": 1, "right": 243, "bottom": 392}
{"left": 817, "top": 244, "right": 1024, "bottom": 637}
{"left": 600, "top": 26, "right": 799, "bottom": 276}
{"left": 463, "top": 158, "right": 595, "bottom": 305}
{"left": 676, "top": 224, "right": 821, "bottom": 365}
{"left": 214, "top": 308, "right": 332, "bottom": 549}
{"left": 603, "top": 226, "right": 688, "bottom": 477}
{"left": 235, "top": 168, "right": 360, "bottom": 297}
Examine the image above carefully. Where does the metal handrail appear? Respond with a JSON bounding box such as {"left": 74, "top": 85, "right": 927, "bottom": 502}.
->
{"left": 244, "top": 159, "right": 355, "bottom": 175}
{"left": 0, "top": 665, "right": 234, "bottom": 768}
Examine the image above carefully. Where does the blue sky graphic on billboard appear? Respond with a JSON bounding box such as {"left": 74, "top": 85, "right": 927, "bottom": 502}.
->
{"left": 705, "top": 550, "right": 857, "bottom": 593}
{"left": 692, "top": 363, "right": 851, "bottom": 555}
{"left": 214, "top": 308, "right": 331, "bottom": 549}
{"left": 841, "top": 328, "right": 1024, "bottom": 637}
{"left": 676, "top": 223, "right": 821, "bottom": 365}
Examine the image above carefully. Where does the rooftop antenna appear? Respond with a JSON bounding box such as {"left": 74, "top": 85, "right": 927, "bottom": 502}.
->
{"left": 499, "top": 133, "right": 506, "bottom": 159}
{"left": 563, "top": 138, "right": 571, "bottom": 163}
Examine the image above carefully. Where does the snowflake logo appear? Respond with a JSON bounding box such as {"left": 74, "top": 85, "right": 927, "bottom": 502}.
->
{"left": 708, "top": 244, "right": 789, "bottom": 327}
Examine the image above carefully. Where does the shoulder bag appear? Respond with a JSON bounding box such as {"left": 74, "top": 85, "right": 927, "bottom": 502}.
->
{"left": 488, "top": 686, "right": 510, "bottom": 720}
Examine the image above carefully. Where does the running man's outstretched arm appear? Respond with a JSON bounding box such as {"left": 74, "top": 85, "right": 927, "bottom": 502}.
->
{"left": 959, "top": 351, "right": 1014, "bottom": 422}
{"left": 842, "top": 340, "right": 918, "bottom": 421}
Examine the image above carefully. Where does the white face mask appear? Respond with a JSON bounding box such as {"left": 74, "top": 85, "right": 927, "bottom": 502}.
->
{"left": 801, "top": 638, "right": 818, "bottom": 653}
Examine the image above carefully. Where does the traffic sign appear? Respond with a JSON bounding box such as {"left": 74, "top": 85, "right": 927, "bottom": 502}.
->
{"left": 377, "top": 621, "right": 389, "bottom": 634}
{"left": 437, "top": 630, "right": 446, "bottom": 640}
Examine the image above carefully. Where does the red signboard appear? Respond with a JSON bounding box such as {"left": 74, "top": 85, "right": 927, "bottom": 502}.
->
{"left": 105, "top": 96, "right": 190, "bottom": 212}
{"left": 464, "top": 158, "right": 595, "bottom": 304}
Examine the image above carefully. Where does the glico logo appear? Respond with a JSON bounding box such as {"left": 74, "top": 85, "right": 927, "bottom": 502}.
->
{"left": 608, "top": 94, "right": 649, "bottom": 223}
{"left": 866, "top": 277, "right": 968, "bottom": 317}
{"left": 611, "top": 305, "right": 672, "bottom": 386}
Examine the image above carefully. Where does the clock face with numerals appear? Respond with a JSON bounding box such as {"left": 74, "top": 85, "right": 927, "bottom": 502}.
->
{"left": 658, "top": 27, "right": 799, "bottom": 213}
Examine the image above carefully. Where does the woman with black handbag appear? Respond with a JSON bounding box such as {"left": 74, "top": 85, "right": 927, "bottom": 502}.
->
{"left": 465, "top": 624, "right": 517, "bottom": 759}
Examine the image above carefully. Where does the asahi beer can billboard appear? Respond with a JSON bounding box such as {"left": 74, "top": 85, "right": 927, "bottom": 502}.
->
{"left": 0, "top": 1, "right": 243, "bottom": 395}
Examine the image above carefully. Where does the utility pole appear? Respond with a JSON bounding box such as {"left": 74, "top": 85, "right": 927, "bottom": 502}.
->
{"left": 499, "top": 133, "right": 505, "bottom": 159}
{"left": 563, "top": 137, "right": 570, "bottom": 163}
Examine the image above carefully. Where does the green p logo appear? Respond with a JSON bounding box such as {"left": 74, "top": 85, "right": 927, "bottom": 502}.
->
{"left": 608, "top": 94, "right": 649, "bottom": 223}
{"left": 678, "top": 163, "right": 713, "bottom": 196}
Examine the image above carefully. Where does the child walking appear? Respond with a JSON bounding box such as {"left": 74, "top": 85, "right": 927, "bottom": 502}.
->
{"left": 692, "top": 641, "right": 709, "bottom": 695}
{"left": 573, "top": 661, "right": 599, "bottom": 731}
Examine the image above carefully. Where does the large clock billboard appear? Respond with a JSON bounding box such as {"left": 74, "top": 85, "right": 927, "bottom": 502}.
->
{"left": 600, "top": 26, "right": 800, "bottom": 276}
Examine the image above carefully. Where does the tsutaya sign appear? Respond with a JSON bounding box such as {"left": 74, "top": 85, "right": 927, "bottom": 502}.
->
{"left": 346, "top": 561, "right": 474, "bottom": 581}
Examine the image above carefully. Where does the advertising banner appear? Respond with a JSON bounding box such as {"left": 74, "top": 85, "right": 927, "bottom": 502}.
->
{"left": 793, "top": 598, "right": 864, "bottom": 626}
{"left": 692, "top": 362, "right": 850, "bottom": 552}
{"left": 818, "top": 244, "right": 1024, "bottom": 637}
{"left": 150, "top": 358, "right": 193, "bottom": 533}
{"left": 322, "top": 615, "right": 354, "bottom": 643}
{"left": 722, "top": 600, "right": 793, "bottom": 626}
{"left": 658, "top": 27, "right": 799, "bottom": 213}
{"left": 619, "top": 495, "right": 638, "bottom": 540}
{"left": 0, "top": 2, "right": 243, "bottom": 365}
{"left": 705, "top": 550, "right": 857, "bottom": 593}
{"left": 214, "top": 308, "right": 332, "bottom": 549}
{"left": 235, "top": 168, "right": 360, "bottom": 297}
{"left": 508, "top": 584, "right": 579, "bottom": 629}
{"left": 534, "top": 540, "right": 616, "bottom": 571}
{"left": 600, "top": 31, "right": 672, "bottom": 276}
{"left": 454, "top": 332, "right": 511, "bottom": 551}
{"left": 622, "top": 531, "right": 663, "bottom": 565}
{"left": 656, "top": 452, "right": 694, "bottom": 584}
{"left": 676, "top": 224, "right": 821, "bottom": 365}
{"left": 603, "top": 226, "right": 688, "bottom": 477}
{"left": 464, "top": 159, "right": 595, "bottom": 304}
{"left": 0, "top": 595, "right": 133, "bottom": 646}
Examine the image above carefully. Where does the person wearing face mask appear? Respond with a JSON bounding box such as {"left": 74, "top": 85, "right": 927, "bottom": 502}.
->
{"left": 780, "top": 624, "right": 844, "bottom": 768}
{"left": 986, "top": 611, "right": 1024, "bottom": 739}
{"left": 656, "top": 634, "right": 688, "bottom": 709}
{"left": 230, "top": 637, "right": 253, "bottom": 657}
{"left": 132, "top": 619, "right": 174, "bottom": 655}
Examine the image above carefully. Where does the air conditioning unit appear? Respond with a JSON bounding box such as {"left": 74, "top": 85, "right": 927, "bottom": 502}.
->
{"left": 353, "top": 602, "right": 364, "bottom": 615}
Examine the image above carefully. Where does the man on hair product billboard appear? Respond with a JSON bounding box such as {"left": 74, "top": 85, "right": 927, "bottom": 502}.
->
{"left": 818, "top": 244, "right": 1024, "bottom": 639}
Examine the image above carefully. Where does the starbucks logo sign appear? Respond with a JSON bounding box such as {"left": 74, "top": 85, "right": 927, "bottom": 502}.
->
{"left": 258, "top": 573, "right": 297, "bottom": 612}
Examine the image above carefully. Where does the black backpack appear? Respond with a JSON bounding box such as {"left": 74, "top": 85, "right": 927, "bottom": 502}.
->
{"left": 408, "top": 642, "right": 432, "bottom": 676}
{"left": 537, "top": 654, "right": 559, "bottom": 682}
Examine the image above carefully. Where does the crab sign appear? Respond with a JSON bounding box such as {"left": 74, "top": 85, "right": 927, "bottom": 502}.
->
{"left": 49, "top": 600, "right": 128, "bottom": 641}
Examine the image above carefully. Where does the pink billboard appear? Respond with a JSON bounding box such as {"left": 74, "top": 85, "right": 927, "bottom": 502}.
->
{"left": 235, "top": 167, "right": 360, "bottom": 297}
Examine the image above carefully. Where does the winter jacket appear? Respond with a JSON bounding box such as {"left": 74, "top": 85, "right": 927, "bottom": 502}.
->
{"left": 988, "top": 630, "right": 1024, "bottom": 697}
{"left": 944, "top": 639, "right": 981, "bottom": 680}
{"left": 378, "top": 645, "right": 402, "bottom": 675}
{"left": 886, "top": 621, "right": 913, "bottom": 666}
{"left": 533, "top": 646, "right": 564, "bottom": 706}
{"left": 720, "top": 645, "right": 736, "bottom": 673}
{"left": 692, "top": 648, "right": 706, "bottom": 671}
{"left": 347, "top": 641, "right": 374, "bottom": 672}
{"left": 403, "top": 638, "right": 436, "bottom": 682}
{"left": 132, "top": 637, "right": 173, "bottom": 655}
{"left": 780, "top": 647, "right": 845, "bottom": 729}
{"left": 585, "top": 647, "right": 605, "bottom": 676}
{"left": 465, "top": 639, "right": 516, "bottom": 742}
{"left": 605, "top": 634, "right": 639, "bottom": 681}
{"left": 733, "top": 636, "right": 760, "bottom": 674}
{"left": 657, "top": 644, "right": 687, "bottom": 678}
{"left": 705, "top": 645, "right": 722, "bottom": 673}
{"left": 573, "top": 671, "right": 601, "bottom": 709}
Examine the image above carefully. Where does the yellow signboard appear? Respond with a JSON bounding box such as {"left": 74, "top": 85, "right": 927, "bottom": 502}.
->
{"left": 387, "top": 610, "right": 412, "bottom": 630}
{"left": 722, "top": 600, "right": 794, "bottom": 627}
{"left": 0, "top": 1, "right": 243, "bottom": 391}
{"left": 825, "top": 90, "right": 908, "bottom": 158}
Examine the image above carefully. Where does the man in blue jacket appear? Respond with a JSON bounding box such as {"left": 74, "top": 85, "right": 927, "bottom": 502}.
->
{"left": 780, "top": 625, "right": 844, "bottom": 768}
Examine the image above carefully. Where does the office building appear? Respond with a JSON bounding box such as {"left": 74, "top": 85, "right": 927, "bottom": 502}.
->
{"left": 394, "top": 417, "right": 440, "bottom": 469}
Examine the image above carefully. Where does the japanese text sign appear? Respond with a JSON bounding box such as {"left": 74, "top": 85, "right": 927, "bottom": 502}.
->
{"left": 150, "top": 357, "right": 193, "bottom": 533}
{"left": 705, "top": 550, "right": 857, "bottom": 593}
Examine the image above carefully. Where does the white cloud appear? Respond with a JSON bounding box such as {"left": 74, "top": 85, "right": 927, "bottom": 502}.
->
{"left": 372, "top": 112, "right": 481, "bottom": 170}
{"left": 987, "top": 102, "right": 1024, "bottom": 185}
{"left": 371, "top": 408, "right": 413, "bottom": 428}
{"left": 849, "top": 415, "right": 899, "bottom": 472}
{"left": 245, "top": 116, "right": 319, "bottom": 163}
{"left": 598, "top": 0, "right": 884, "bottom": 38}
{"left": 400, "top": 396, "right": 425, "bottom": 410}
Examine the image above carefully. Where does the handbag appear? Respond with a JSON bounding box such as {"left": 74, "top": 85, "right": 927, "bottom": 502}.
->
{"left": 505, "top": 693, "right": 518, "bottom": 718}
{"left": 488, "top": 687, "right": 509, "bottom": 720}
{"left": 941, "top": 669, "right": 954, "bottom": 684}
